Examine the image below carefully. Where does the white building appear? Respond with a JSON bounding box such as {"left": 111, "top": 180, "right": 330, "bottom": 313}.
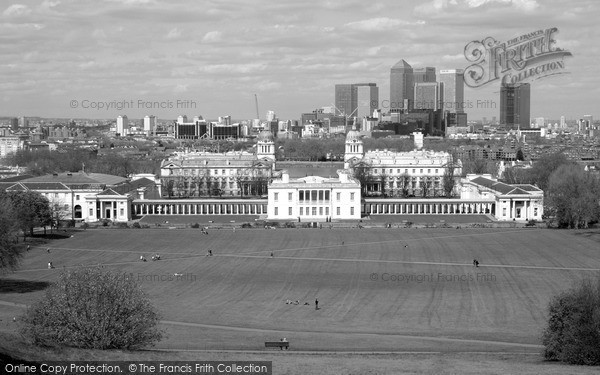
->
{"left": 0, "top": 137, "right": 22, "bottom": 157}
{"left": 0, "top": 172, "right": 159, "bottom": 223}
{"left": 116, "top": 115, "right": 128, "bottom": 136}
{"left": 267, "top": 170, "right": 361, "bottom": 221}
{"left": 144, "top": 115, "right": 156, "bottom": 136}
{"left": 344, "top": 129, "right": 461, "bottom": 197}
{"left": 159, "top": 130, "right": 276, "bottom": 197}
{"left": 460, "top": 174, "right": 543, "bottom": 221}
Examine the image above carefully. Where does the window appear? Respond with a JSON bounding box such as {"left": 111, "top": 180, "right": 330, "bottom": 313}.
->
{"left": 318, "top": 191, "right": 323, "bottom": 201}
{"left": 503, "top": 208, "right": 507, "bottom": 216}
{"left": 300, "top": 207, "right": 304, "bottom": 215}
{"left": 389, "top": 169, "right": 392, "bottom": 173}
{"left": 428, "top": 169, "right": 431, "bottom": 173}
{"left": 319, "top": 207, "right": 323, "bottom": 215}
{"left": 420, "top": 169, "right": 423, "bottom": 173}
{"left": 64, "top": 204, "right": 69, "bottom": 210}
{"left": 311, "top": 190, "right": 317, "bottom": 201}
{"left": 412, "top": 169, "right": 415, "bottom": 173}
{"left": 336, "top": 192, "right": 341, "bottom": 201}
{"left": 76, "top": 195, "right": 80, "bottom": 200}
{"left": 350, "top": 192, "right": 355, "bottom": 201}
{"left": 289, "top": 207, "right": 292, "bottom": 216}
{"left": 222, "top": 169, "right": 225, "bottom": 175}
{"left": 350, "top": 207, "right": 354, "bottom": 215}
{"left": 534, "top": 207, "right": 538, "bottom": 216}
{"left": 288, "top": 192, "right": 293, "bottom": 201}
{"left": 336, "top": 207, "right": 340, "bottom": 215}
{"left": 374, "top": 169, "right": 378, "bottom": 173}
{"left": 435, "top": 169, "right": 438, "bottom": 174}
{"left": 274, "top": 192, "right": 278, "bottom": 202}
{"left": 274, "top": 207, "right": 278, "bottom": 216}
{"left": 312, "top": 207, "right": 317, "bottom": 215}
{"left": 89, "top": 208, "right": 93, "bottom": 216}
{"left": 120, "top": 208, "right": 124, "bottom": 216}
{"left": 325, "top": 190, "right": 330, "bottom": 201}
{"left": 405, "top": 169, "right": 408, "bottom": 173}
{"left": 299, "top": 191, "right": 304, "bottom": 201}
{"left": 325, "top": 207, "right": 329, "bottom": 216}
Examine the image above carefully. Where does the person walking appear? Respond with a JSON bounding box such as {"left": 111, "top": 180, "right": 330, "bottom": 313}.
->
{"left": 315, "top": 298, "right": 319, "bottom": 310}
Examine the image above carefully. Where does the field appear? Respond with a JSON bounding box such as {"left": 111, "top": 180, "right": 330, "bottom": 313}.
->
{"left": 1, "top": 226, "right": 600, "bottom": 374}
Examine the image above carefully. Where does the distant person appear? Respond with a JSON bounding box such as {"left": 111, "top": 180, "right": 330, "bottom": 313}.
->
{"left": 26, "top": 245, "right": 30, "bottom": 252}
{"left": 46, "top": 248, "right": 50, "bottom": 253}
{"left": 315, "top": 298, "right": 319, "bottom": 310}
{"left": 48, "top": 261, "right": 53, "bottom": 269}
{"left": 475, "top": 260, "right": 479, "bottom": 267}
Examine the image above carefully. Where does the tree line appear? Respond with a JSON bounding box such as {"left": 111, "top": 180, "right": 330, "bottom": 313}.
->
{"left": 503, "top": 153, "right": 600, "bottom": 228}
{"left": 2, "top": 148, "right": 161, "bottom": 177}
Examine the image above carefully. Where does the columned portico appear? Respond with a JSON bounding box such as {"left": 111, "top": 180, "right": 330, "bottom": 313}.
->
{"left": 363, "top": 198, "right": 495, "bottom": 216}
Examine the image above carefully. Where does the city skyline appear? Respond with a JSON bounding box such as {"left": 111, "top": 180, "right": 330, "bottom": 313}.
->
{"left": 1, "top": 0, "right": 598, "bottom": 122}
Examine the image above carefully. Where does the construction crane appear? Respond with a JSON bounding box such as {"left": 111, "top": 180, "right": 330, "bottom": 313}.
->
{"left": 254, "top": 94, "right": 260, "bottom": 120}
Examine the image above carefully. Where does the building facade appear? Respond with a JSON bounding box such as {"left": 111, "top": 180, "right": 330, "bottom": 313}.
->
{"left": 344, "top": 129, "right": 461, "bottom": 197}
{"left": 390, "top": 60, "right": 414, "bottom": 111}
{"left": 460, "top": 174, "right": 543, "bottom": 221}
{"left": 500, "top": 83, "right": 530, "bottom": 130}
{"left": 160, "top": 131, "right": 276, "bottom": 197}
{"left": 267, "top": 170, "right": 361, "bottom": 221}
{"left": 439, "top": 69, "right": 465, "bottom": 113}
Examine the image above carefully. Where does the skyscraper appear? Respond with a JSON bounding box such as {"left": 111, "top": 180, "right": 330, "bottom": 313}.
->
{"left": 414, "top": 82, "right": 443, "bottom": 110}
{"left": 390, "top": 60, "right": 413, "bottom": 111}
{"left": 144, "top": 115, "right": 156, "bottom": 136}
{"left": 413, "top": 67, "right": 436, "bottom": 83}
{"left": 335, "top": 84, "right": 356, "bottom": 118}
{"left": 335, "top": 83, "right": 378, "bottom": 119}
{"left": 116, "top": 115, "right": 128, "bottom": 136}
{"left": 500, "top": 83, "right": 530, "bottom": 130}
{"left": 356, "top": 84, "right": 378, "bottom": 119}
{"left": 439, "top": 69, "right": 465, "bottom": 113}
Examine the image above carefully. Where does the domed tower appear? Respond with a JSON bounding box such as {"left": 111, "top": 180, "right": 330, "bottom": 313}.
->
{"left": 344, "top": 128, "right": 364, "bottom": 168}
{"left": 256, "top": 130, "right": 275, "bottom": 161}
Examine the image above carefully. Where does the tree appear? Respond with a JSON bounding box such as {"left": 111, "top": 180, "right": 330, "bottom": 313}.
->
{"left": 546, "top": 164, "right": 600, "bottom": 228}
{"left": 350, "top": 161, "right": 372, "bottom": 197}
{"left": 442, "top": 157, "right": 459, "bottom": 198}
{"left": 502, "top": 166, "right": 533, "bottom": 184}
{"left": 399, "top": 173, "right": 411, "bottom": 197}
{"left": 531, "top": 152, "right": 573, "bottom": 191}
{"left": 20, "top": 267, "right": 163, "bottom": 350}
{"left": 0, "top": 198, "right": 20, "bottom": 272}
{"left": 516, "top": 149, "right": 524, "bottom": 161}
{"left": 7, "top": 191, "right": 52, "bottom": 240}
{"left": 542, "top": 277, "right": 600, "bottom": 365}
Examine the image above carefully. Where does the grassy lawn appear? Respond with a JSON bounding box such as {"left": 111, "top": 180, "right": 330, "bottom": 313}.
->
{"left": 1, "top": 227, "right": 599, "bottom": 373}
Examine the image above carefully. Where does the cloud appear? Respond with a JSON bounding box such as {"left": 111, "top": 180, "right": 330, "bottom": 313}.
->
{"left": 344, "top": 17, "right": 419, "bottom": 32}
{"left": 3, "top": 4, "right": 32, "bottom": 17}
{"left": 202, "top": 30, "right": 222, "bottom": 43}
{"left": 416, "top": 0, "right": 539, "bottom": 14}
{"left": 166, "top": 27, "right": 182, "bottom": 40}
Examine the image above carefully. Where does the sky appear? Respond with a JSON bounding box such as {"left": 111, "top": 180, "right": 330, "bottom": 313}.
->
{"left": 1, "top": 0, "right": 598, "bottom": 122}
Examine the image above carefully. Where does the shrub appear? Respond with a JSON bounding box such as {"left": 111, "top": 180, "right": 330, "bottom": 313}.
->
{"left": 190, "top": 223, "right": 200, "bottom": 229}
{"left": 241, "top": 223, "right": 253, "bottom": 228}
{"left": 80, "top": 222, "right": 89, "bottom": 230}
{"left": 542, "top": 277, "right": 600, "bottom": 365}
{"left": 131, "top": 222, "right": 141, "bottom": 229}
{"left": 116, "top": 222, "right": 129, "bottom": 229}
{"left": 101, "top": 219, "right": 111, "bottom": 227}
{"left": 19, "top": 267, "right": 163, "bottom": 350}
